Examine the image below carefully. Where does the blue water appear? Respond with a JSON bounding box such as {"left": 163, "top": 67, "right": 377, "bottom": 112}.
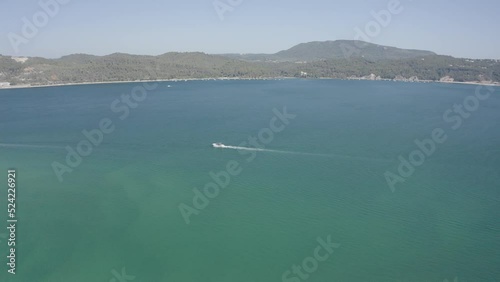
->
{"left": 0, "top": 79, "right": 499, "bottom": 281}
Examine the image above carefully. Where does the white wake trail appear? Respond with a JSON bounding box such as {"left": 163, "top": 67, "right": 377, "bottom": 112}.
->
{"left": 220, "top": 145, "right": 300, "bottom": 155}
{"left": 216, "top": 145, "right": 340, "bottom": 158}
{"left": 215, "top": 145, "right": 392, "bottom": 162}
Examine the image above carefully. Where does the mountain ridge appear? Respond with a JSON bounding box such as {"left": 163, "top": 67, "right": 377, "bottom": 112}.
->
{"left": 1, "top": 40, "right": 499, "bottom": 87}
{"left": 219, "top": 40, "right": 437, "bottom": 62}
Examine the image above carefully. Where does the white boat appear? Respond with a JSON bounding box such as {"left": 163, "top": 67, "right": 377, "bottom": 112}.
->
{"left": 212, "top": 143, "right": 226, "bottom": 148}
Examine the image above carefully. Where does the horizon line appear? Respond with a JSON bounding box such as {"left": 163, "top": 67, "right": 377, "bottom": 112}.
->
{"left": 2, "top": 39, "right": 499, "bottom": 61}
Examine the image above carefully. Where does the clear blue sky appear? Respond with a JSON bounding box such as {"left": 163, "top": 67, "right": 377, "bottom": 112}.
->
{"left": 1, "top": 0, "right": 499, "bottom": 59}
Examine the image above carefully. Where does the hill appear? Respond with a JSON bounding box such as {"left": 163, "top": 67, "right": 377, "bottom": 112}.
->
{"left": 0, "top": 52, "right": 285, "bottom": 85}
{"left": 221, "top": 40, "right": 437, "bottom": 62}
{"left": 0, "top": 41, "right": 499, "bottom": 87}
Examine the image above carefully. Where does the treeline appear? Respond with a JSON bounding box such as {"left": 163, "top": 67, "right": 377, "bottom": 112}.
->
{"left": 293, "top": 55, "right": 500, "bottom": 82}
{"left": 1, "top": 52, "right": 499, "bottom": 86}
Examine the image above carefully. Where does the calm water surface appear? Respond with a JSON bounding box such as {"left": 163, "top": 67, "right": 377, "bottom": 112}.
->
{"left": 0, "top": 80, "right": 499, "bottom": 281}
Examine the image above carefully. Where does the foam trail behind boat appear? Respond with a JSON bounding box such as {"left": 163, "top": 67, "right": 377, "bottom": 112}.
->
{"left": 219, "top": 145, "right": 298, "bottom": 154}
{"left": 217, "top": 145, "right": 348, "bottom": 158}
{"left": 216, "top": 144, "right": 392, "bottom": 163}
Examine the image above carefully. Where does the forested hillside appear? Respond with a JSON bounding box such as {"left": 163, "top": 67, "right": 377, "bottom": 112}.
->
{"left": 1, "top": 41, "right": 499, "bottom": 86}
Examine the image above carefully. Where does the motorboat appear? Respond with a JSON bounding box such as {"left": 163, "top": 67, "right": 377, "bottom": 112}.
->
{"left": 212, "top": 143, "right": 226, "bottom": 148}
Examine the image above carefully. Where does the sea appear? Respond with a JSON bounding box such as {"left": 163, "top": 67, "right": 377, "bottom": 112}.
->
{"left": 0, "top": 79, "right": 499, "bottom": 281}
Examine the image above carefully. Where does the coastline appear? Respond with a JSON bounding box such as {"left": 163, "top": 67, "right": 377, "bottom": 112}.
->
{"left": 0, "top": 76, "right": 498, "bottom": 91}
{"left": 0, "top": 77, "right": 296, "bottom": 91}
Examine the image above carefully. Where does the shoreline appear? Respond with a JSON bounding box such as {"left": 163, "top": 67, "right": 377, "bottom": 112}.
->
{"left": 0, "top": 77, "right": 296, "bottom": 91}
{"left": 0, "top": 77, "right": 498, "bottom": 91}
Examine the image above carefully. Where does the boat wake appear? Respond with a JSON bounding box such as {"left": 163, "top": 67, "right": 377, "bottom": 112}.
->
{"left": 214, "top": 143, "right": 339, "bottom": 157}
{"left": 212, "top": 143, "right": 392, "bottom": 162}
{"left": 216, "top": 144, "right": 299, "bottom": 154}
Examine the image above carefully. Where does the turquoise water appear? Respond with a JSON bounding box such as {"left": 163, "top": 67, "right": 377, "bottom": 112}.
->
{"left": 0, "top": 80, "right": 499, "bottom": 281}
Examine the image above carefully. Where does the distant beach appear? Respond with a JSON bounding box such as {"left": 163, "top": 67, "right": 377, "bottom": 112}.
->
{"left": 0, "top": 77, "right": 295, "bottom": 91}
{"left": 0, "top": 76, "right": 498, "bottom": 91}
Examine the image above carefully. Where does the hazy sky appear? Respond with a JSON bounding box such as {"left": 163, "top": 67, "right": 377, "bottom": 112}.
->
{"left": 1, "top": 0, "right": 499, "bottom": 59}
